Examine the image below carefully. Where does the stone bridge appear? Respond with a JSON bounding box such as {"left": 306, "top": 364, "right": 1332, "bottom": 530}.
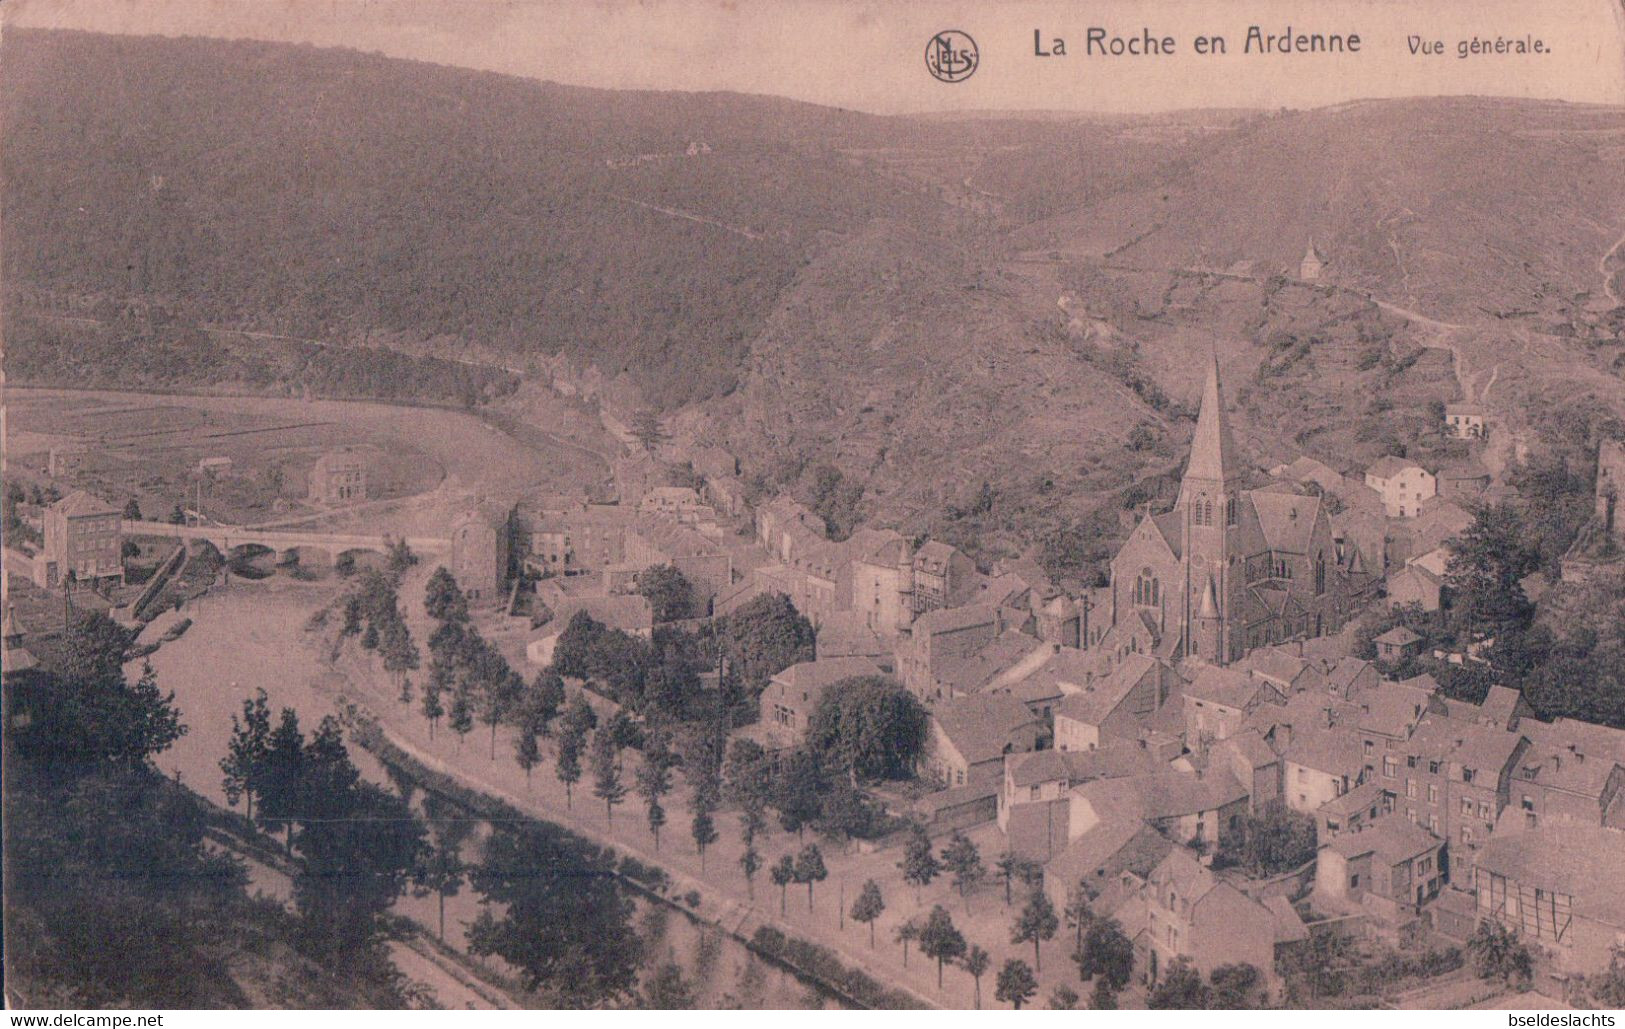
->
{"left": 123, "top": 520, "right": 450, "bottom": 567}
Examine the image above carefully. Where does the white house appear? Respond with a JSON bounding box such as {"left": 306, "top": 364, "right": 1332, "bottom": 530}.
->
{"left": 1364, "top": 457, "right": 1437, "bottom": 519}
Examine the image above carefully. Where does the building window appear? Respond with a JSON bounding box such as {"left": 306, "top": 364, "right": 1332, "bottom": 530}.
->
{"left": 1428, "top": 784, "right": 1438, "bottom": 804}
{"left": 1226, "top": 497, "right": 1238, "bottom": 526}
{"left": 1314, "top": 552, "right": 1327, "bottom": 595}
{"left": 1134, "top": 569, "right": 1160, "bottom": 608}
{"left": 1383, "top": 756, "right": 1397, "bottom": 778}
{"left": 1349, "top": 874, "right": 1360, "bottom": 889}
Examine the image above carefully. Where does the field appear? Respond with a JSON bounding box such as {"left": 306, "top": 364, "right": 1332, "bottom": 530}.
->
{"left": 4, "top": 387, "right": 611, "bottom": 539}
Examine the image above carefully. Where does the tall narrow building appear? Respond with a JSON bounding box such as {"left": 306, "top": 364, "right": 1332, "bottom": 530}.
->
{"left": 1103, "top": 352, "right": 1363, "bottom": 668}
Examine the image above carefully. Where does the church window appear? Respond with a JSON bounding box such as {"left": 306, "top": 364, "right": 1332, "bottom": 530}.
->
{"left": 1226, "top": 496, "right": 1238, "bottom": 526}
{"left": 1314, "top": 552, "right": 1327, "bottom": 595}
{"left": 1134, "top": 569, "right": 1159, "bottom": 608}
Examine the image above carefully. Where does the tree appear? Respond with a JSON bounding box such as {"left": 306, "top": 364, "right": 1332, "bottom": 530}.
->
{"left": 1209, "top": 962, "right": 1263, "bottom": 1009}
{"left": 1090, "top": 977, "right": 1119, "bottom": 1010}
{"left": 1467, "top": 920, "right": 1533, "bottom": 988}
{"left": 424, "top": 567, "right": 469, "bottom": 623}
{"left": 1217, "top": 802, "right": 1319, "bottom": 875}
{"left": 1064, "top": 883, "right": 1093, "bottom": 954}
{"left": 793, "top": 844, "right": 827, "bottom": 911}
{"left": 1049, "top": 984, "right": 1080, "bottom": 1009}
{"left": 530, "top": 670, "right": 566, "bottom": 737}
{"left": 995, "top": 850, "right": 1040, "bottom": 907}
{"left": 805, "top": 675, "right": 928, "bottom": 781}
{"left": 467, "top": 823, "right": 639, "bottom": 1004}
{"left": 940, "top": 830, "right": 985, "bottom": 908}
{"left": 771, "top": 854, "right": 797, "bottom": 916}
{"left": 894, "top": 919, "right": 919, "bottom": 968}
{"left": 898, "top": 824, "right": 941, "bottom": 902}
{"left": 739, "top": 846, "right": 762, "bottom": 899}
{"left": 1446, "top": 503, "right": 1538, "bottom": 641}
{"left": 716, "top": 593, "right": 815, "bottom": 698}
{"left": 590, "top": 729, "right": 627, "bottom": 826}
{"left": 1012, "top": 888, "right": 1059, "bottom": 972}
{"left": 1149, "top": 957, "right": 1210, "bottom": 1009}
{"left": 123, "top": 497, "right": 143, "bottom": 520}
{"left": 770, "top": 747, "right": 825, "bottom": 837}
{"left": 1077, "top": 916, "right": 1134, "bottom": 989}
{"left": 420, "top": 677, "right": 444, "bottom": 738}
{"left": 689, "top": 809, "right": 718, "bottom": 870}
{"left": 448, "top": 688, "right": 474, "bottom": 752}
{"left": 918, "top": 905, "right": 967, "bottom": 989}
{"left": 414, "top": 796, "right": 471, "bottom": 941}
{"left": 256, "top": 707, "right": 306, "bottom": 851}
{"left": 220, "top": 687, "right": 271, "bottom": 822}
{"left": 635, "top": 564, "right": 696, "bottom": 623}
{"left": 995, "top": 959, "right": 1038, "bottom": 1009}
{"left": 641, "top": 963, "right": 694, "bottom": 1009}
{"left": 554, "top": 695, "right": 595, "bottom": 808}
{"left": 963, "top": 945, "right": 991, "bottom": 1008}
{"left": 514, "top": 728, "right": 541, "bottom": 786}
{"left": 850, "top": 879, "right": 885, "bottom": 947}
{"left": 635, "top": 731, "right": 675, "bottom": 849}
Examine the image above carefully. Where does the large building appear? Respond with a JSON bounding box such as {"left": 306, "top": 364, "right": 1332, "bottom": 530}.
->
{"left": 308, "top": 447, "right": 368, "bottom": 506}
{"left": 1103, "top": 354, "right": 1360, "bottom": 667}
{"left": 34, "top": 490, "right": 123, "bottom": 589}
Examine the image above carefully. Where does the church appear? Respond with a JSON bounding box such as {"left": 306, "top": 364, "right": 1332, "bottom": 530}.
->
{"left": 1101, "top": 353, "right": 1363, "bottom": 667}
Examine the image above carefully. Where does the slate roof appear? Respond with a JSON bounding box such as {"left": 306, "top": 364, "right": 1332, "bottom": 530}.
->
{"left": 931, "top": 694, "right": 1039, "bottom": 765}
{"left": 1251, "top": 489, "right": 1322, "bottom": 554}
{"left": 1284, "top": 727, "right": 1364, "bottom": 777}
{"left": 1324, "top": 815, "right": 1440, "bottom": 864}
{"left": 935, "top": 631, "right": 1048, "bottom": 696}
{"left": 913, "top": 603, "right": 998, "bottom": 637}
{"left": 1475, "top": 823, "right": 1625, "bottom": 927}
{"left": 52, "top": 490, "right": 120, "bottom": 518}
{"left": 1366, "top": 456, "right": 1423, "bottom": 480}
{"left": 1185, "top": 665, "right": 1266, "bottom": 710}
{"left": 1374, "top": 626, "right": 1421, "bottom": 647}
{"left": 772, "top": 656, "right": 882, "bottom": 695}
{"left": 1056, "top": 653, "right": 1159, "bottom": 726}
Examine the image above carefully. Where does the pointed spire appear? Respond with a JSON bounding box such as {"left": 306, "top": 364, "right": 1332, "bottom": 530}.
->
{"left": 1198, "top": 575, "right": 1220, "bottom": 619}
{"left": 1181, "top": 350, "right": 1242, "bottom": 501}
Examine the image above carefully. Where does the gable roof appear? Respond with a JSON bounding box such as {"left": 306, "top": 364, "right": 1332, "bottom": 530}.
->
{"left": 931, "top": 694, "right": 1040, "bottom": 765}
{"left": 1366, "top": 456, "right": 1424, "bottom": 480}
{"left": 1374, "top": 626, "right": 1422, "bottom": 647}
{"left": 1056, "top": 653, "right": 1159, "bottom": 726}
{"left": 1185, "top": 664, "right": 1268, "bottom": 711}
{"left": 1325, "top": 815, "right": 1440, "bottom": 863}
{"left": 52, "top": 490, "right": 119, "bottom": 518}
{"left": 1284, "top": 727, "right": 1364, "bottom": 777}
{"left": 912, "top": 603, "right": 998, "bottom": 638}
{"left": 770, "top": 656, "right": 882, "bottom": 698}
{"left": 1249, "top": 489, "right": 1322, "bottom": 555}
{"left": 1475, "top": 823, "right": 1625, "bottom": 927}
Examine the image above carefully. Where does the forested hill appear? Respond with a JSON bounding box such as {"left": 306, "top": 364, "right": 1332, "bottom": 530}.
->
{"left": 0, "top": 29, "right": 965, "bottom": 406}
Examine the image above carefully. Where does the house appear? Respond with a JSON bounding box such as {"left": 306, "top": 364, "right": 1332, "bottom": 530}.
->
{"left": 1054, "top": 653, "right": 1175, "bottom": 753}
{"left": 911, "top": 541, "right": 977, "bottom": 616}
{"left": 1394, "top": 714, "right": 1530, "bottom": 873}
{"left": 1508, "top": 718, "right": 1625, "bottom": 829}
{"left": 1324, "top": 657, "right": 1381, "bottom": 699}
{"left": 1183, "top": 665, "right": 1282, "bottom": 747}
{"left": 1445, "top": 403, "right": 1486, "bottom": 440}
{"left": 1315, "top": 816, "right": 1446, "bottom": 927}
{"left": 1000, "top": 743, "right": 1166, "bottom": 852}
{"left": 34, "top": 490, "right": 123, "bottom": 590}
{"left": 1299, "top": 240, "right": 1327, "bottom": 281}
{"left": 1041, "top": 810, "right": 1173, "bottom": 908}
{"left": 1242, "top": 646, "right": 1325, "bottom": 696}
{"left": 1364, "top": 458, "right": 1437, "bottom": 519}
{"left": 1070, "top": 770, "right": 1250, "bottom": 854}
{"left": 921, "top": 693, "right": 1044, "bottom": 789}
{"left": 1354, "top": 681, "right": 1434, "bottom": 778}
{"left": 2, "top": 604, "right": 39, "bottom": 673}
{"left": 1436, "top": 460, "right": 1492, "bottom": 502}
{"left": 1140, "top": 848, "right": 1281, "bottom": 985}
{"left": 1316, "top": 778, "right": 1395, "bottom": 840}
{"left": 1212, "top": 729, "right": 1283, "bottom": 812}
{"left": 1373, "top": 626, "right": 1423, "bottom": 665}
{"left": 894, "top": 604, "right": 1000, "bottom": 701}
{"left": 812, "top": 610, "right": 891, "bottom": 668}
{"left": 1388, "top": 563, "right": 1445, "bottom": 612}
{"left": 756, "top": 656, "right": 882, "bottom": 750}
{"left": 1473, "top": 822, "right": 1625, "bottom": 975}
{"left": 449, "top": 503, "right": 513, "bottom": 604}
{"left": 755, "top": 496, "right": 826, "bottom": 565}
{"left": 1284, "top": 727, "right": 1365, "bottom": 813}
{"left": 309, "top": 447, "right": 368, "bottom": 505}
{"left": 1270, "top": 455, "right": 1345, "bottom": 496}
{"left": 526, "top": 594, "right": 654, "bottom": 666}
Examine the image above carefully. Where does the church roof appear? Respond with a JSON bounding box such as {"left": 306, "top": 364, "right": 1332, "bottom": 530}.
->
{"left": 1249, "top": 490, "right": 1322, "bottom": 555}
{"left": 1180, "top": 352, "right": 1242, "bottom": 499}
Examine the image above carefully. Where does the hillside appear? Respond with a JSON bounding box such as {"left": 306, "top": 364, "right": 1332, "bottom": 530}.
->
{"left": 5, "top": 29, "right": 1624, "bottom": 574}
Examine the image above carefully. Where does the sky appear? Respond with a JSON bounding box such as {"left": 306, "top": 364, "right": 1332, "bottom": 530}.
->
{"left": 7, "top": 0, "right": 1625, "bottom": 114}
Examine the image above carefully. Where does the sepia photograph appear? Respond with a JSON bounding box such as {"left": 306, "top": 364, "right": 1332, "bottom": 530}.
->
{"left": 2, "top": 0, "right": 1625, "bottom": 1015}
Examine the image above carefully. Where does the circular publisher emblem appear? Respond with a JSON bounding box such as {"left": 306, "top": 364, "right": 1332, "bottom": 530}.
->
{"left": 925, "top": 31, "right": 978, "bottom": 83}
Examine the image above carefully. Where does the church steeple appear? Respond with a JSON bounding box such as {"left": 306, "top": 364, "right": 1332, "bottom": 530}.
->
{"left": 1178, "top": 350, "right": 1243, "bottom": 508}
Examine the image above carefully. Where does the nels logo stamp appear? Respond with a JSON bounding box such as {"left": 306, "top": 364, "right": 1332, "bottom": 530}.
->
{"left": 925, "top": 30, "right": 978, "bottom": 82}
